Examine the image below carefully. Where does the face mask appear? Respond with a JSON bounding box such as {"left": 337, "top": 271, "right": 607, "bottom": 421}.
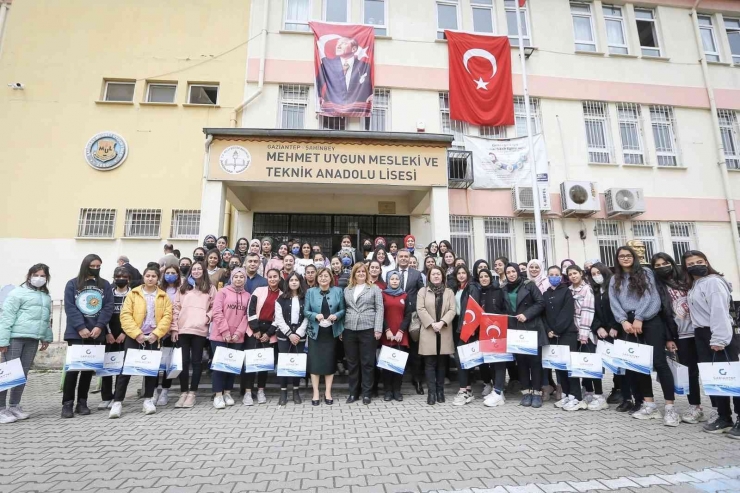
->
{"left": 363, "top": 244, "right": 372, "bottom": 252}
{"left": 654, "top": 265, "right": 672, "bottom": 278}
{"left": 180, "top": 265, "right": 191, "bottom": 276}
{"left": 592, "top": 275, "right": 604, "bottom": 285}
{"left": 88, "top": 267, "right": 100, "bottom": 277}
{"left": 291, "top": 247, "right": 300, "bottom": 255}
{"left": 164, "top": 274, "right": 178, "bottom": 284}
{"left": 187, "top": 276, "right": 196, "bottom": 287}
{"left": 205, "top": 242, "right": 216, "bottom": 250}
{"left": 548, "top": 276, "right": 562, "bottom": 287}
{"left": 687, "top": 265, "right": 709, "bottom": 277}
{"left": 30, "top": 276, "right": 47, "bottom": 288}
{"left": 314, "top": 261, "right": 324, "bottom": 269}
{"left": 114, "top": 278, "right": 128, "bottom": 288}
{"left": 229, "top": 264, "right": 240, "bottom": 270}
{"left": 194, "top": 256, "right": 204, "bottom": 262}
{"left": 341, "top": 257, "right": 352, "bottom": 267}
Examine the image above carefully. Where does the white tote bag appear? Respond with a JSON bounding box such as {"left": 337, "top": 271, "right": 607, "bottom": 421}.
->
{"left": 166, "top": 347, "right": 183, "bottom": 379}
{"left": 457, "top": 341, "right": 484, "bottom": 369}
{"left": 244, "top": 347, "right": 275, "bottom": 373}
{"left": 596, "top": 340, "right": 625, "bottom": 375}
{"left": 277, "top": 353, "right": 308, "bottom": 377}
{"left": 122, "top": 348, "right": 162, "bottom": 377}
{"left": 613, "top": 339, "right": 653, "bottom": 375}
{"left": 159, "top": 347, "right": 173, "bottom": 372}
{"left": 96, "top": 351, "right": 124, "bottom": 377}
{"left": 211, "top": 346, "right": 246, "bottom": 375}
{"left": 0, "top": 358, "right": 27, "bottom": 393}
{"left": 699, "top": 361, "right": 740, "bottom": 397}
{"left": 667, "top": 358, "right": 690, "bottom": 395}
{"left": 376, "top": 346, "right": 409, "bottom": 375}
{"left": 542, "top": 345, "right": 570, "bottom": 370}
{"left": 506, "top": 329, "right": 538, "bottom": 356}
{"left": 65, "top": 344, "right": 105, "bottom": 371}
{"left": 569, "top": 351, "right": 604, "bottom": 379}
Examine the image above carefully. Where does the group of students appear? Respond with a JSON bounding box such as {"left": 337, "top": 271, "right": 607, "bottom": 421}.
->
{"left": 0, "top": 235, "right": 738, "bottom": 439}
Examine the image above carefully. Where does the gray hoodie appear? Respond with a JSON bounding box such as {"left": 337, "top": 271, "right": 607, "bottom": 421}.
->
{"left": 688, "top": 274, "right": 734, "bottom": 347}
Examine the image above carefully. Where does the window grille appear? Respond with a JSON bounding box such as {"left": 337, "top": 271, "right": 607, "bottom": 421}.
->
{"left": 523, "top": 219, "right": 554, "bottom": 267}
{"left": 279, "top": 84, "right": 309, "bottom": 129}
{"left": 485, "top": 217, "right": 514, "bottom": 263}
{"left": 649, "top": 105, "right": 681, "bottom": 167}
{"left": 631, "top": 220, "right": 662, "bottom": 260}
{"left": 669, "top": 222, "right": 697, "bottom": 261}
{"left": 171, "top": 210, "right": 200, "bottom": 239}
{"left": 450, "top": 215, "right": 473, "bottom": 263}
{"left": 365, "top": 88, "right": 390, "bottom": 131}
{"left": 595, "top": 220, "right": 626, "bottom": 267}
{"left": 583, "top": 101, "right": 614, "bottom": 164}
{"left": 124, "top": 209, "right": 162, "bottom": 238}
{"left": 514, "top": 96, "right": 541, "bottom": 137}
{"left": 78, "top": 208, "right": 116, "bottom": 238}
{"left": 616, "top": 103, "right": 647, "bottom": 165}
{"left": 718, "top": 109, "right": 740, "bottom": 170}
{"left": 440, "top": 92, "right": 469, "bottom": 148}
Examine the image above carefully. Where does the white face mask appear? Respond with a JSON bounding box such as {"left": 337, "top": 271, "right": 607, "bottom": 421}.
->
{"left": 30, "top": 276, "right": 47, "bottom": 288}
{"left": 592, "top": 275, "right": 604, "bottom": 285}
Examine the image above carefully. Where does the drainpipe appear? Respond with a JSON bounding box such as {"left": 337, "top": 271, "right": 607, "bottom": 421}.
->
{"left": 230, "top": 0, "right": 269, "bottom": 127}
{"left": 689, "top": 1, "right": 740, "bottom": 286}
{"left": 0, "top": 2, "right": 10, "bottom": 58}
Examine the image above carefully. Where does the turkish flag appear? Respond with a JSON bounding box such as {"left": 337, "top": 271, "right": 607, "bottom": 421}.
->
{"left": 460, "top": 297, "right": 484, "bottom": 343}
{"left": 478, "top": 313, "right": 508, "bottom": 353}
{"left": 445, "top": 31, "right": 514, "bottom": 126}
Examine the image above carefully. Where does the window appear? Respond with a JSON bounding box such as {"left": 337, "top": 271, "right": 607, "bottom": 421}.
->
{"left": 505, "top": 0, "right": 531, "bottom": 47}
{"left": 104, "top": 81, "right": 135, "bottom": 102}
{"left": 188, "top": 84, "right": 219, "bottom": 105}
{"left": 472, "top": 0, "right": 494, "bottom": 34}
{"left": 439, "top": 92, "right": 469, "bottom": 147}
{"left": 363, "top": 0, "right": 387, "bottom": 36}
{"left": 284, "top": 0, "right": 311, "bottom": 31}
{"left": 616, "top": 103, "right": 647, "bottom": 165}
{"left": 595, "top": 220, "right": 626, "bottom": 267}
{"left": 450, "top": 216, "right": 473, "bottom": 263}
{"left": 583, "top": 101, "right": 614, "bottom": 164}
{"left": 635, "top": 8, "right": 660, "bottom": 57}
{"left": 669, "top": 222, "right": 697, "bottom": 261}
{"left": 324, "top": 0, "right": 349, "bottom": 22}
{"left": 364, "top": 88, "right": 390, "bottom": 131}
{"left": 514, "top": 96, "right": 542, "bottom": 137}
{"left": 603, "top": 5, "right": 628, "bottom": 55}
{"left": 698, "top": 15, "right": 720, "bottom": 62}
{"left": 649, "top": 105, "right": 680, "bottom": 167}
{"left": 726, "top": 18, "right": 740, "bottom": 64}
{"left": 570, "top": 2, "right": 596, "bottom": 52}
{"left": 524, "top": 220, "right": 554, "bottom": 267}
{"left": 718, "top": 109, "right": 740, "bottom": 170}
{"left": 170, "top": 210, "right": 200, "bottom": 239}
{"left": 77, "top": 208, "right": 116, "bottom": 238}
{"left": 485, "top": 217, "right": 515, "bottom": 262}
{"left": 279, "top": 84, "right": 309, "bottom": 129}
{"left": 480, "top": 125, "right": 507, "bottom": 138}
{"left": 436, "top": 1, "right": 459, "bottom": 40}
{"left": 146, "top": 83, "right": 176, "bottom": 103}
{"left": 319, "top": 116, "right": 346, "bottom": 130}
{"left": 631, "top": 221, "right": 662, "bottom": 260}
{"left": 124, "top": 209, "right": 162, "bottom": 238}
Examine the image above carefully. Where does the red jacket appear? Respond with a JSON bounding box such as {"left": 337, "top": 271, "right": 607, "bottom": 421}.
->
{"left": 381, "top": 291, "right": 411, "bottom": 348}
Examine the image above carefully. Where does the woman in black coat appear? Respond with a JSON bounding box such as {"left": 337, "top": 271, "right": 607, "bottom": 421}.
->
{"left": 477, "top": 269, "right": 509, "bottom": 407}
{"left": 451, "top": 266, "right": 481, "bottom": 406}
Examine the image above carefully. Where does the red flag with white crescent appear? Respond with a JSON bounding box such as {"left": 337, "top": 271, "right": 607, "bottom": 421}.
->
{"left": 478, "top": 313, "right": 509, "bottom": 353}
{"left": 519, "top": 0, "right": 526, "bottom": 6}
{"left": 445, "top": 30, "right": 514, "bottom": 126}
{"left": 460, "top": 297, "right": 484, "bottom": 343}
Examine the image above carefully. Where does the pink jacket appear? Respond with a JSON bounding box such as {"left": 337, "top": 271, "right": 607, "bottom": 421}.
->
{"left": 246, "top": 286, "right": 282, "bottom": 343}
{"left": 171, "top": 286, "right": 216, "bottom": 337}
{"left": 211, "top": 285, "right": 249, "bottom": 343}
{"left": 264, "top": 257, "right": 283, "bottom": 274}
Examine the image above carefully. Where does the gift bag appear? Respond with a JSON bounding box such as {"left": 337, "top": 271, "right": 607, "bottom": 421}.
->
{"left": 376, "top": 346, "right": 409, "bottom": 374}
{"left": 506, "top": 329, "right": 538, "bottom": 355}
{"left": 480, "top": 338, "right": 514, "bottom": 363}
{"left": 159, "top": 347, "right": 173, "bottom": 372}
{"left": 65, "top": 344, "right": 105, "bottom": 371}
{"left": 542, "top": 345, "right": 570, "bottom": 370}
{"left": 596, "top": 340, "right": 625, "bottom": 375}
{"left": 0, "top": 358, "right": 27, "bottom": 393}
{"left": 166, "top": 347, "right": 183, "bottom": 379}
{"left": 211, "top": 346, "right": 246, "bottom": 375}
{"left": 244, "top": 347, "right": 275, "bottom": 373}
{"left": 96, "top": 351, "right": 124, "bottom": 377}
{"left": 699, "top": 361, "right": 740, "bottom": 396}
{"left": 457, "top": 341, "right": 484, "bottom": 369}
{"left": 277, "top": 353, "right": 308, "bottom": 377}
{"left": 667, "top": 358, "right": 690, "bottom": 395}
{"left": 569, "top": 351, "right": 604, "bottom": 379}
{"left": 122, "top": 348, "right": 162, "bottom": 377}
{"left": 613, "top": 339, "right": 653, "bottom": 375}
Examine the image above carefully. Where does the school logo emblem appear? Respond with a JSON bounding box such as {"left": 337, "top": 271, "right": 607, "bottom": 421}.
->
{"left": 85, "top": 132, "right": 128, "bottom": 171}
{"left": 219, "top": 146, "right": 251, "bottom": 174}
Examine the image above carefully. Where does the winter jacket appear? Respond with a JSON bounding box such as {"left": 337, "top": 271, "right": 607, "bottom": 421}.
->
{"left": 478, "top": 284, "right": 505, "bottom": 314}
{"left": 688, "top": 274, "right": 735, "bottom": 347}
{"left": 247, "top": 286, "right": 282, "bottom": 342}
{"left": 171, "top": 286, "right": 216, "bottom": 337}
{"left": 542, "top": 284, "right": 578, "bottom": 337}
{"left": 119, "top": 286, "right": 173, "bottom": 341}
{"left": 416, "top": 286, "right": 456, "bottom": 356}
{"left": 63, "top": 278, "right": 114, "bottom": 342}
{"left": 0, "top": 285, "right": 53, "bottom": 346}
{"left": 274, "top": 296, "right": 308, "bottom": 340}
{"left": 654, "top": 278, "right": 680, "bottom": 343}
{"left": 591, "top": 286, "right": 621, "bottom": 337}
{"left": 505, "top": 280, "right": 547, "bottom": 347}
{"left": 211, "top": 285, "right": 250, "bottom": 344}
{"left": 305, "top": 287, "right": 346, "bottom": 339}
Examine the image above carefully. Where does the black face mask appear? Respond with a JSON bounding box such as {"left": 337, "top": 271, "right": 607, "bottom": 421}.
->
{"left": 194, "top": 256, "right": 205, "bottom": 262}
{"left": 363, "top": 244, "right": 372, "bottom": 252}
{"left": 88, "top": 267, "right": 100, "bottom": 277}
{"left": 687, "top": 265, "right": 709, "bottom": 277}
{"left": 180, "top": 265, "right": 191, "bottom": 276}
{"left": 114, "top": 278, "right": 129, "bottom": 287}
{"left": 205, "top": 243, "right": 216, "bottom": 250}
{"left": 654, "top": 265, "right": 673, "bottom": 278}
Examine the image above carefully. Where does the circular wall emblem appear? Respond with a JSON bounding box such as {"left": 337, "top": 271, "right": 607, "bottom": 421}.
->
{"left": 219, "top": 146, "right": 251, "bottom": 174}
{"left": 85, "top": 132, "right": 128, "bottom": 171}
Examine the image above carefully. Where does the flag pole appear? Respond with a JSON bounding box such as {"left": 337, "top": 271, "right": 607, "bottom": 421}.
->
{"left": 514, "top": 0, "right": 544, "bottom": 262}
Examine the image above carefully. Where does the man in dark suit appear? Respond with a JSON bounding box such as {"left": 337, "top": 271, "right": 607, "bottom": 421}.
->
{"left": 395, "top": 249, "right": 426, "bottom": 395}
{"left": 117, "top": 255, "right": 142, "bottom": 288}
{"left": 317, "top": 36, "right": 373, "bottom": 110}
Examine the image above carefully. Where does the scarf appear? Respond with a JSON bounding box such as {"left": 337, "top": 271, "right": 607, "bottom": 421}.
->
{"left": 383, "top": 271, "right": 404, "bottom": 296}
{"left": 429, "top": 281, "right": 446, "bottom": 296}
{"left": 503, "top": 262, "right": 523, "bottom": 292}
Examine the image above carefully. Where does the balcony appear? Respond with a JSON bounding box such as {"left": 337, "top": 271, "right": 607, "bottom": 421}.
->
{"left": 447, "top": 149, "right": 473, "bottom": 189}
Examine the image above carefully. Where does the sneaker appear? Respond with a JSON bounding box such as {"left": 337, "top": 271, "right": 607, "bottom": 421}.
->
{"left": 257, "top": 389, "right": 267, "bottom": 404}
{"left": 704, "top": 417, "right": 733, "bottom": 434}
{"left": 519, "top": 393, "right": 533, "bottom": 407}
{"left": 563, "top": 399, "right": 588, "bottom": 411}
{"left": 223, "top": 392, "right": 235, "bottom": 406}
{"left": 554, "top": 396, "right": 572, "bottom": 409}
{"left": 153, "top": 388, "right": 162, "bottom": 403}
{"left": 183, "top": 392, "right": 196, "bottom": 408}
{"left": 243, "top": 392, "right": 254, "bottom": 406}
{"left": 0, "top": 410, "right": 17, "bottom": 424}
{"left": 155, "top": 389, "right": 169, "bottom": 407}
{"left": 98, "top": 400, "right": 112, "bottom": 410}
{"left": 542, "top": 385, "right": 554, "bottom": 402}
{"left": 108, "top": 402, "right": 122, "bottom": 419}
{"left": 706, "top": 409, "right": 719, "bottom": 424}
{"left": 587, "top": 396, "right": 608, "bottom": 411}
{"left": 664, "top": 408, "right": 680, "bottom": 427}
{"left": 213, "top": 395, "right": 226, "bottom": 410}
{"left": 465, "top": 390, "right": 474, "bottom": 404}
{"left": 728, "top": 421, "right": 740, "bottom": 439}
{"left": 7, "top": 406, "right": 29, "bottom": 420}
{"left": 482, "top": 384, "right": 493, "bottom": 397}
{"left": 453, "top": 390, "right": 470, "bottom": 406}
{"left": 174, "top": 393, "right": 188, "bottom": 408}
{"left": 142, "top": 399, "right": 156, "bottom": 415}
{"left": 633, "top": 404, "right": 661, "bottom": 420}
{"left": 506, "top": 379, "right": 521, "bottom": 395}
{"left": 583, "top": 393, "right": 595, "bottom": 404}
{"left": 629, "top": 402, "right": 643, "bottom": 415}
{"left": 484, "top": 391, "right": 505, "bottom": 408}
{"left": 616, "top": 400, "right": 634, "bottom": 413}
{"left": 681, "top": 406, "right": 706, "bottom": 424}
{"left": 606, "top": 388, "right": 623, "bottom": 404}
{"left": 531, "top": 393, "right": 543, "bottom": 408}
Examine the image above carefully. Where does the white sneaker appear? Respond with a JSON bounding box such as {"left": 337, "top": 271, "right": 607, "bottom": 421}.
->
{"left": 0, "top": 410, "right": 17, "bottom": 424}
{"left": 153, "top": 387, "right": 162, "bottom": 403}
{"left": 223, "top": 393, "right": 235, "bottom": 406}
{"left": 664, "top": 408, "right": 680, "bottom": 427}
{"left": 7, "top": 406, "right": 29, "bottom": 420}
{"left": 213, "top": 395, "right": 226, "bottom": 410}
{"left": 243, "top": 392, "right": 254, "bottom": 406}
{"left": 706, "top": 408, "right": 719, "bottom": 424}
{"left": 681, "top": 406, "right": 706, "bottom": 424}
{"left": 633, "top": 404, "right": 661, "bottom": 420}
{"left": 554, "top": 396, "right": 572, "bottom": 409}
{"left": 465, "top": 390, "right": 474, "bottom": 404}
{"left": 583, "top": 393, "right": 595, "bottom": 404}
{"left": 98, "top": 400, "right": 112, "bottom": 410}
{"left": 257, "top": 389, "right": 267, "bottom": 404}
{"left": 587, "top": 396, "right": 608, "bottom": 411}
{"left": 109, "top": 402, "right": 122, "bottom": 419}
{"left": 142, "top": 399, "right": 157, "bottom": 415}
{"left": 452, "top": 390, "right": 469, "bottom": 406}
{"left": 155, "top": 389, "right": 169, "bottom": 407}
{"left": 484, "top": 391, "right": 505, "bottom": 407}
{"left": 563, "top": 399, "right": 588, "bottom": 411}
{"left": 482, "top": 384, "right": 493, "bottom": 397}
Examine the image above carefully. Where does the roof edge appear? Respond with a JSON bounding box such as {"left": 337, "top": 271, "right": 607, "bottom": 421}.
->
{"left": 203, "top": 128, "right": 454, "bottom": 145}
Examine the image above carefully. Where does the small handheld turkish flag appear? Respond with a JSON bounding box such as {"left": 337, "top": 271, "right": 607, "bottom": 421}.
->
{"left": 460, "top": 298, "right": 484, "bottom": 343}
{"left": 478, "top": 313, "right": 508, "bottom": 353}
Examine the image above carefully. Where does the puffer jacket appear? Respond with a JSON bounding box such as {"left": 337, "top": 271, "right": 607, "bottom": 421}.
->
{"left": 0, "top": 285, "right": 53, "bottom": 346}
{"left": 211, "top": 285, "right": 249, "bottom": 343}
{"left": 171, "top": 285, "right": 216, "bottom": 337}
{"left": 119, "top": 286, "right": 173, "bottom": 340}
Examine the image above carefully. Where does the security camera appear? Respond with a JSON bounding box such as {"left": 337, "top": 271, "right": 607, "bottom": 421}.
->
{"left": 8, "top": 82, "right": 25, "bottom": 90}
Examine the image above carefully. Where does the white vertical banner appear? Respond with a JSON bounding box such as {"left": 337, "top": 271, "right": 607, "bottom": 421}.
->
{"left": 463, "top": 134, "right": 549, "bottom": 189}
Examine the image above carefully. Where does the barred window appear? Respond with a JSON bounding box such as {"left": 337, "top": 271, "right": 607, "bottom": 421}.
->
{"left": 523, "top": 219, "right": 554, "bottom": 267}
{"left": 718, "top": 109, "right": 740, "bottom": 170}
{"left": 77, "top": 208, "right": 116, "bottom": 238}
{"left": 440, "top": 92, "right": 469, "bottom": 148}
{"left": 124, "top": 209, "right": 162, "bottom": 238}
{"left": 631, "top": 220, "right": 661, "bottom": 260}
{"left": 279, "top": 84, "right": 309, "bottom": 129}
{"left": 583, "top": 101, "right": 614, "bottom": 164}
{"left": 616, "top": 103, "right": 647, "bottom": 165}
{"left": 595, "top": 220, "right": 626, "bottom": 267}
{"left": 479, "top": 125, "right": 507, "bottom": 138}
{"left": 669, "top": 222, "right": 697, "bottom": 261}
{"left": 514, "top": 96, "right": 541, "bottom": 137}
{"left": 649, "top": 105, "right": 681, "bottom": 167}
{"left": 170, "top": 210, "right": 200, "bottom": 239}
{"left": 450, "top": 215, "right": 473, "bottom": 264}
{"left": 364, "top": 88, "right": 390, "bottom": 131}
{"left": 485, "top": 217, "right": 514, "bottom": 263}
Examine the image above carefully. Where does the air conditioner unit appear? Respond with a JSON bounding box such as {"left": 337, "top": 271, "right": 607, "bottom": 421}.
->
{"left": 512, "top": 184, "right": 551, "bottom": 215}
{"left": 604, "top": 188, "right": 646, "bottom": 218}
{"left": 560, "top": 181, "right": 600, "bottom": 217}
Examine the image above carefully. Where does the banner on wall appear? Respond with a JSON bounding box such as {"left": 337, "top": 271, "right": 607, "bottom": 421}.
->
{"left": 309, "top": 21, "right": 375, "bottom": 118}
{"left": 463, "top": 134, "right": 549, "bottom": 189}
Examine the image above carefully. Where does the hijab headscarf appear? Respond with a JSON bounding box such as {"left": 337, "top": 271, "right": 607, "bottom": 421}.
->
{"left": 383, "top": 271, "right": 405, "bottom": 296}
{"left": 526, "top": 259, "right": 551, "bottom": 294}
{"left": 374, "top": 236, "right": 386, "bottom": 249}
{"left": 477, "top": 268, "right": 494, "bottom": 292}
{"left": 503, "top": 262, "right": 523, "bottom": 292}
{"left": 427, "top": 241, "right": 439, "bottom": 258}
{"left": 230, "top": 267, "right": 247, "bottom": 292}
{"left": 471, "top": 259, "right": 490, "bottom": 284}
{"left": 203, "top": 234, "right": 217, "bottom": 248}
